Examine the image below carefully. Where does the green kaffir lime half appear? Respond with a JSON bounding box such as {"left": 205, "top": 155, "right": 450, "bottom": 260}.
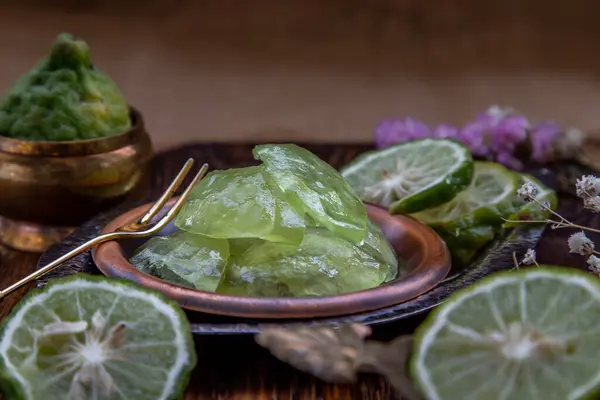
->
{"left": 412, "top": 267, "right": 600, "bottom": 400}
{"left": 340, "top": 138, "right": 474, "bottom": 214}
{"left": 0, "top": 274, "right": 196, "bottom": 400}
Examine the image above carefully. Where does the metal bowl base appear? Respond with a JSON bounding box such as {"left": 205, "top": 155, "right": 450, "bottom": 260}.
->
{"left": 0, "top": 215, "right": 74, "bottom": 253}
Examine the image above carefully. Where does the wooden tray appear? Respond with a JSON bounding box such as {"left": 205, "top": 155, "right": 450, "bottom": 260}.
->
{"left": 36, "top": 142, "right": 587, "bottom": 334}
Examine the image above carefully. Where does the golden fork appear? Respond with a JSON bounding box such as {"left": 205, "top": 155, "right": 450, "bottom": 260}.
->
{"left": 0, "top": 158, "right": 209, "bottom": 299}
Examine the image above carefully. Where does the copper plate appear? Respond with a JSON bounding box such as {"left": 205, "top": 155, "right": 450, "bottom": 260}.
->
{"left": 92, "top": 199, "right": 450, "bottom": 319}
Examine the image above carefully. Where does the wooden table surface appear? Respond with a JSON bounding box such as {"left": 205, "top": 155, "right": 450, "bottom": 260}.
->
{"left": 0, "top": 142, "right": 595, "bottom": 399}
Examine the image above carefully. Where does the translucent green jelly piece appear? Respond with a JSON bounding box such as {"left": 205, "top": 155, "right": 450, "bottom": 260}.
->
{"left": 362, "top": 220, "right": 402, "bottom": 282}
{"left": 174, "top": 165, "right": 305, "bottom": 245}
{"left": 130, "top": 230, "right": 230, "bottom": 292}
{"left": 216, "top": 228, "right": 388, "bottom": 297}
{"left": 253, "top": 144, "right": 367, "bottom": 244}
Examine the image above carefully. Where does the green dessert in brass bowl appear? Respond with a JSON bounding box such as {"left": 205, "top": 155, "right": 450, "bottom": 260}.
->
{"left": 0, "top": 33, "right": 152, "bottom": 253}
{"left": 0, "top": 33, "right": 131, "bottom": 141}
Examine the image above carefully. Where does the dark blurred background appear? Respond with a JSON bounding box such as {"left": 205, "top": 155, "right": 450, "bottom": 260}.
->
{"left": 1, "top": 0, "right": 599, "bottom": 149}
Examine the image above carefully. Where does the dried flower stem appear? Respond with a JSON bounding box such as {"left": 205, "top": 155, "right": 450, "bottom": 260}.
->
{"left": 503, "top": 195, "right": 600, "bottom": 234}
{"left": 512, "top": 176, "right": 600, "bottom": 276}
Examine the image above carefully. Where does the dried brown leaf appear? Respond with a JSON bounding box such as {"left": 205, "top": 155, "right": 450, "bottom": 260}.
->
{"left": 255, "top": 323, "right": 372, "bottom": 383}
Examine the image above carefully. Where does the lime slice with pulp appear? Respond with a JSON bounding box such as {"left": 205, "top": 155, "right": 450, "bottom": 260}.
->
{"left": 0, "top": 274, "right": 196, "bottom": 400}
{"left": 411, "top": 161, "right": 522, "bottom": 241}
{"left": 340, "top": 138, "right": 474, "bottom": 214}
{"left": 412, "top": 267, "right": 600, "bottom": 400}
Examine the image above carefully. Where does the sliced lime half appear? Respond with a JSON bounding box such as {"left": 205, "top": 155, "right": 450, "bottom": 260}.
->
{"left": 411, "top": 161, "right": 521, "bottom": 239}
{"left": 340, "top": 138, "right": 474, "bottom": 214}
{"left": 412, "top": 267, "right": 600, "bottom": 400}
{"left": 0, "top": 274, "right": 196, "bottom": 400}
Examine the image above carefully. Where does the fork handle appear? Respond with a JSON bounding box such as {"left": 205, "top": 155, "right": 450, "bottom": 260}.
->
{"left": 0, "top": 232, "right": 120, "bottom": 299}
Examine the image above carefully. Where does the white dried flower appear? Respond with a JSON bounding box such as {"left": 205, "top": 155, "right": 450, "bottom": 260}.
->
{"left": 554, "top": 127, "right": 586, "bottom": 159}
{"left": 517, "top": 182, "right": 538, "bottom": 202}
{"left": 568, "top": 231, "right": 595, "bottom": 255}
{"left": 486, "top": 105, "right": 513, "bottom": 124}
{"left": 576, "top": 175, "right": 600, "bottom": 198}
{"left": 587, "top": 255, "right": 600, "bottom": 274}
{"left": 521, "top": 249, "right": 537, "bottom": 265}
{"left": 583, "top": 197, "right": 600, "bottom": 213}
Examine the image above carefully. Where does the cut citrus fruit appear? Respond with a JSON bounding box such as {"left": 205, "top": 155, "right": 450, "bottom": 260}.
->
{"left": 411, "top": 161, "right": 522, "bottom": 241}
{"left": 340, "top": 138, "right": 474, "bottom": 214}
{"left": 412, "top": 267, "right": 600, "bottom": 400}
{"left": 438, "top": 224, "right": 501, "bottom": 267}
{"left": 504, "top": 174, "right": 558, "bottom": 228}
{"left": 0, "top": 274, "right": 196, "bottom": 400}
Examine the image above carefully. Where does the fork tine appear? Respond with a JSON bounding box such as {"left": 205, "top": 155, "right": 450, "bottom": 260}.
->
{"left": 139, "top": 158, "right": 195, "bottom": 225}
{"left": 124, "top": 162, "right": 210, "bottom": 238}
{"left": 160, "top": 163, "right": 209, "bottom": 224}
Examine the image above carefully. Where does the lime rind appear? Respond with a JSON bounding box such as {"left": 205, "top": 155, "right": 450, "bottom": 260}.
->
{"left": 504, "top": 174, "right": 558, "bottom": 228}
{"left": 436, "top": 224, "right": 500, "bottom": 250}
{"left": 340, "top": 138, "right": 474, "bottom": 214}
{"left": 411, "top": 267, "right": 600, "bottom": 400}
{"left": 438, "top": 224, "right": 503, "bottom": 266}
{"left": 411, "top": 161, "right": 522, "bottom": 235}
{"left": 0, "top": 274, "right": 196, "bottom": 400}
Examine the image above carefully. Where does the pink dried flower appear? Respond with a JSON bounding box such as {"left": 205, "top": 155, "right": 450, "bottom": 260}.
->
{"left": 530, "top": 121, "right": 561, "bottom": 163}
{"left": 432, "top": 124, "right": 458, "bottom": 139}
{"left": 374, "top": 117, "right": 430, "bottom": 148}
{"left": 373, "top": 105, "right": 583, "bottom": 170}
{"left": 490, "top": 115, "right": 529, "bottom": 153}
{"left": 496, "top": 151, "right": 523, "bottom": 171}
{"left": 457, "top": 121, "right": 490, "bottom": 157}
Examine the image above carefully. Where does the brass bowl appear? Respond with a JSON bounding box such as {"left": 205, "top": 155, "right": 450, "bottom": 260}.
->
{"left": 0, "top": 107, "right": 153, "bottom": 253}
{"left": 92, "top": 199, "right": 451, "bottom": 319}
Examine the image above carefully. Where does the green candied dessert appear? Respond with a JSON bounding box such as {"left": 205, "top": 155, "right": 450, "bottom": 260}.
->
{"left": 253, "top": 144, "right": 368, "bottom": 244}
{"left": 216, "top": 227, "right": 391, "bottom": 297}
{"left": 362, "top": 219, "right": 401, "bottom": 281}
{"left": 130, "top": 230, "right": 230, "bottom": 292}
{"left": 0, "top": 33, "right": 131, "bottom": 141}
{"left": 175, "top": 165, "right": 305, "bottom": 245}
